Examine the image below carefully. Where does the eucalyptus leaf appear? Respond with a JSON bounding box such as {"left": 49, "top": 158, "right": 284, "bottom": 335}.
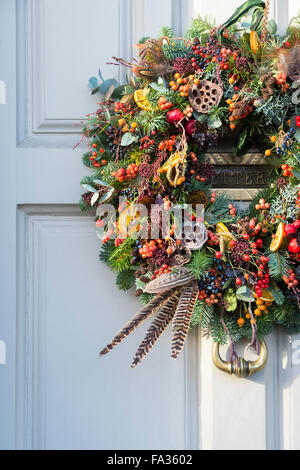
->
{"left": 294, "top": 154, "right": 300, "bottom": 163}
{"left": 93, "top": 179, "right": 109, "bottom": 187}
{"left": 124, "top": 85, "right": 135, "bottom": 95}
{"left": 121, "top": 132, "right": 137, "bottom": 146}
{"left": 81, "top": 184, "right": 97, "bottom": 193}
{"left": 194, "top": 112, "right": 207, "bottom": 123}
{"left": 91, "top": 86, "right": 100, "bottom": 95}
{"left": 292, "top": 168, "right": 300, "bottom": 180}
{"left": 150, "top": 82, "right": 168, "bottom": 93}
{"left": 91, "top": 192, "right": 100, "bottom": 206}
{"left": 207, "top": 115, "right": 222, "bottom": 128}
{"left": 236, "top": 286, "right": 255, "bottom": 302}
{"left": 98, "top": 188, "right": 115, "bottom": 204}
{"left": 88, "top": 77, "right": 99, "bottom": 89}
{"left": 295, "top": 128, "right": 300, "bottom": 143}
{"left": 267, "top": 19, "right": 277, "bottom": 35}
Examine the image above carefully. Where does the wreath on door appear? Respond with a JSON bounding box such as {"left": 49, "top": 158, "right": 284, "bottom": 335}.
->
{"left": 78, "top": 0, "right": 300, "bottom": 377}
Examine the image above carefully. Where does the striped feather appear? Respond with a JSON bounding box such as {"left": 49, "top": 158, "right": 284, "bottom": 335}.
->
{"left": 171, "top": 282, "right": 199, "bottom": 359}
{"left": 99, "top": 290, "right": 173, "bottom": 357}
{"left": 145, "top": 267, "right": 194, "bottom": 294}
{"left": 131, "top": 290, "right": 182, "bottom": 368}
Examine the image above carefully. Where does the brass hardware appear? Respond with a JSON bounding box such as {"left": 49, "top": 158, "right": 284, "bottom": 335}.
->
{"left": 212, "top": 340, "right": 268, "bottom": 378}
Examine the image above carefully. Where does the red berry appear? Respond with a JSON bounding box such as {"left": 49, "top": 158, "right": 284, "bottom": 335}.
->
{"left": 235, "top": 278, "right": 243, "bottom": 286}
{"left": 215, "top": 252, "right": 222, "bottom": 259}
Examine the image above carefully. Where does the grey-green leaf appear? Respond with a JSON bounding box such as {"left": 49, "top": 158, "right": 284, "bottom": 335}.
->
{"left": 236, "top": 286, "right": 255, "bottom": 302}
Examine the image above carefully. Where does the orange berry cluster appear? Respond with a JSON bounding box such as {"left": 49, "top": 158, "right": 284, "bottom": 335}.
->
{"left": 255, "top": 198, "right": 270, "bottom": 211}
{"left": 158, "top": 135, "right": 177, "bottom": 151}
{"left": 139, "top": 240, "right": 164, "bottom": 259}
{"left": 169, "top": 73, "right": 189, "bottom": 91}
{"left": 254, "top": 298, "right": 272, "bottom": 317}
{"left": 227, "top": 96, "right": 253, "bottom": 129}
{"left": 183, "top": 106, "right": 194, "bottom": 118}
{"left": 281, "top": 164, "right": 293, "bottom": 177}
{"left": 118, "top": 119, "right": 138, "bottom": 133}
{"left": 276, "top": 72, "right": 289, "bottom": 92}
{"left": 158, "top": 96, "right": 173, "bottom": 111}
{"left": 112, "top": 164, "right": 139, "bottom": 183}
{"left": 228, "top": 204, "right": 236, "bottom": 217}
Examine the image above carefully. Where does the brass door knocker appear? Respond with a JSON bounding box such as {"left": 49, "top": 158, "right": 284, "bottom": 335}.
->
{"left": 212, "top": 339, "right": 268, "bottom": 377}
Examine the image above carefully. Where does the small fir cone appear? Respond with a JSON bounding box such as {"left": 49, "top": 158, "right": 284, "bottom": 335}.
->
{"left": 260, "top": 72, "right": 275, "bottom": 100}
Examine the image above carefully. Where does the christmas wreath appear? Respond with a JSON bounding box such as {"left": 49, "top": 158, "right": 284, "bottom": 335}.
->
{"left": 78, "top": 0, "right": 300, "bottom": 376}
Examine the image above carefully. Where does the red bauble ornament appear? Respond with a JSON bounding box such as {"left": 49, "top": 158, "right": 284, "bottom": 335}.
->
{"left": 284, "top": 224, "right": 297, "bottom": 239}
{"left": 166, "top": 108, "right": 184, "bottom": 125}
{"left": 185, "top": 118, "right": 197, "bottom": 136}
{"left": 288, "top": 238, "right": 300, "bottom": 254}
{"left": 293, "top": 220, "right": 300, "bottom": 229}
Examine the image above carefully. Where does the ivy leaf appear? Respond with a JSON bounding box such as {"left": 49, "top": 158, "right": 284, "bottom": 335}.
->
{"left": 236, "top": 286, "right": 255, "bottom": 302}
{"left": 121, "top": 132, "right": 137, "bottom": 146}
{"left": 224, "top": 289, "right": 237, "bottom": 312}
{"left": 81, "top": 184, "right": 97, "bottom": 193}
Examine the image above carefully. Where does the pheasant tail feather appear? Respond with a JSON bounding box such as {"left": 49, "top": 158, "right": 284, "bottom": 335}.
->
{"left": 99, "top": 290, "right": 172, "bottom": 357}
{"left": 145, "top": 267, "right": 194, "bottom": 293}
{"left": 131, "top": 290, "right": 182, "bottom": 368}
{"left": 171, "top": 282, "right": 199, "bottom": 359}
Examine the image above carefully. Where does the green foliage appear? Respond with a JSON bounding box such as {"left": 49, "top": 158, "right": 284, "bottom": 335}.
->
{"left": 205, "top": 193, "right": 235, "bottom": 225}
{"left": 108, "top": 238, "right": 135, "bottom": 272}
{"left": 248, "top": 186, "right": 277, "bottom": 218}
{"left": 82, "top": 152, "right": 93, "bottom": 168}
{"left": 265, "top": 250, "right": 291, "bottom": 280}
{"left": 99, "top": 240, "right": 116, "bottom": 265}
{"left": 185, "top": 15, "right": 215, "bottom": 40}
{"left": 243, "top": 314, "right": 274, "bottom": 341}
{"left": 269, "top": 286, "right": 285, "bottom": 305}
{"left": 158, "top": 26, "right": 175, "bottom": 38}
{"left": 79, "top": 196, "right": 93, "bottom": 212}
{"left": 116, "top": 269, "right": 136, "bottom": 291}
{"left": 188, "top": 250, "right": 213, "bottom": 280}
{"left": 135, "top": 110, "right": 169, "bottom": 135}
{"left": 190, "top": 301, "right": 214, "bottom": 328}
{"left": 172, "top": 186, "right": 188, "bottom": 204}
{"left": 270, "top": 299, "right": 296, "bottom": 323}
{"left": 162, "top": 40, "right": 192, "bottom": 61}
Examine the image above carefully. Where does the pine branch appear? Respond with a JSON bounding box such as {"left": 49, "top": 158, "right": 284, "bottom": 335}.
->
{"left": 108, "top": 238, "right": 135, "bottom": 272}
{"left": 190, "top": 300, "right": 214, "bottom": 328}
{"left": 116, "top": 269, "right": 136, "bottom": 291}
{"left": 265, "top": 249, "right": 291, "bottom": 280}
{"left": 188, "top": 250, "right": 213, "bottom": 280}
